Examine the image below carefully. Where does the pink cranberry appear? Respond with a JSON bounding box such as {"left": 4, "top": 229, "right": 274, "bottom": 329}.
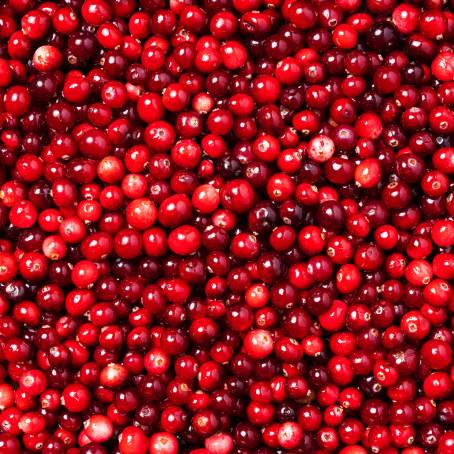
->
{"left": 84, "top": 415, "right": 113, "bottom": 443}
{"left": 307, "top": 135, "right": 336, "bottom": 163}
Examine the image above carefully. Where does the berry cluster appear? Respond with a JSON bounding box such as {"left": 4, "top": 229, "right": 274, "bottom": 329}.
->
{"left": 0, "top": 0, "right": 453, "bottom": 453}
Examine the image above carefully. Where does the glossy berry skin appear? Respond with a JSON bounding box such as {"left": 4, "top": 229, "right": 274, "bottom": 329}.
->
{"left": 119, "top": 426, "right": 149, "bottom": 454}
{"left": 0, "top": 0, "right": 452, "bottom": 453}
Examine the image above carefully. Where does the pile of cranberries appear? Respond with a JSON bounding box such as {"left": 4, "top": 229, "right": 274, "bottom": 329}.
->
{"left": 0, "top": 0, "right": 453, "bottom": 453}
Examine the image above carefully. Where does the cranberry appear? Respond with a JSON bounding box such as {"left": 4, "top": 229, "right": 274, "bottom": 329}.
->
{"left": 0, "top": 0, "right": 451, "bottom": 452}
{"left": 84, "top": 415, "right": 113, "bottom": 443}
{"left": 118, "top": 426, "right": 149, "bottom": 454}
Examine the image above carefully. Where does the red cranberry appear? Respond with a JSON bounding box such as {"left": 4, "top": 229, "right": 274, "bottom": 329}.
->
{"left": 0, "top": 1, "right": 451, "bottom": 452}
